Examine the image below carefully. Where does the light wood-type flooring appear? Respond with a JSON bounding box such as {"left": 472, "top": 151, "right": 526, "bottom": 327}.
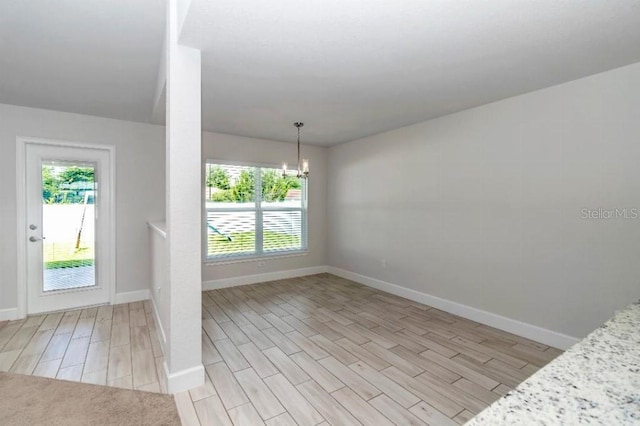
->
{"left": 175, "top": 274, "right": 562, "bottom": 425}
{"left": 0, "top": 274, "right": 562, "bottom": 425}
{"left": 0, "top": 300, "right": 165, "bottom": 392}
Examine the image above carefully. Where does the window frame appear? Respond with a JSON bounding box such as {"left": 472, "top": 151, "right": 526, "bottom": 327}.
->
{"left": 203, "top": 159, "right": 308, "bottom": 264}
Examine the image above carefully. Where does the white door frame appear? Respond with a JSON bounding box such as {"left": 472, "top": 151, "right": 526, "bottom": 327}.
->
{"left": 16, "top": 137, "right": 116, "bottom": 319}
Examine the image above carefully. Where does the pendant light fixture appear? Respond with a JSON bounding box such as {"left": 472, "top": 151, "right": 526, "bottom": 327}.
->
{"left": 282, "top": 122, "right": 309, "bottom": 179}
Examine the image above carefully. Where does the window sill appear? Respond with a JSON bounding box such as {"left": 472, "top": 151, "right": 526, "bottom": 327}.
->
{"left": 205, "top": 250, "right": 309, "bottom": 266}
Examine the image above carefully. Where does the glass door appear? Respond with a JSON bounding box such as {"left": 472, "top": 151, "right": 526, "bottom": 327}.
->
{"left": 25, "top": 142, "right": 113, "bottom": 314}
{"left": 41, "top": 161, "right": 97, "bottom": 292}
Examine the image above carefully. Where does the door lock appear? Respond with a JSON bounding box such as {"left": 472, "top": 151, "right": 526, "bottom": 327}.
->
{"left": 29, "top": 224, "right": 38, "bottom": 230}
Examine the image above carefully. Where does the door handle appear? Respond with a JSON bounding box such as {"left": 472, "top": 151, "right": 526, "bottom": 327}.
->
{"left": 29, "top": 236, "right": 45, "bottom": 242}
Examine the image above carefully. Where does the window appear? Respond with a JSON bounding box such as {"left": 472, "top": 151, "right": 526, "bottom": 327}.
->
{"left": 205, "top": 162, "right": 307, "bottom": 261}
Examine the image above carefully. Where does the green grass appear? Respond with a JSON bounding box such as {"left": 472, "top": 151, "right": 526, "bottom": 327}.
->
{"left": 208, "top": 231, "right": 301, "bottom": 256}
{"left": 44, "top": 242, "right": 94, "bottom": 270}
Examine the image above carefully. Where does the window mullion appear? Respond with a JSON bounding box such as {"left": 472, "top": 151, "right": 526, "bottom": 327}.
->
{"left": 301, "top": 178, "right": 308, "bottom": 250}
{"left": 255, "top": 167, "right": 263, "bottom": 255}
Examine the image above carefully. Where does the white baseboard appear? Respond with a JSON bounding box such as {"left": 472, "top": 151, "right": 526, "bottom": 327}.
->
{"left": 203, "top": 266, "right": 328, "bottom": 290}
{"left": 1, "top": 292, "right": 150, "bottom": 321}
{"left": 114, "top": 289, "right": 150, "bottom": 304}
{"left": 327, "top": 267, "right": 580, "bottom": 350}
{"left": 164, "top": 362, "right": 205, "bottom": 394}
{"left": 0, "top": 308, "right": 19, "bottom": 321}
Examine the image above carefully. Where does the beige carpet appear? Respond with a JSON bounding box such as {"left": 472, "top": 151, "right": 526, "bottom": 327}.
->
{"left": 0, "top": 372, "right": 181, "bottom": 425}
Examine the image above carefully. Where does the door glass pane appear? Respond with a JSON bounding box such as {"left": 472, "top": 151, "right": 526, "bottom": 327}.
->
{"left": 42, "top": 162, "right": 96, "bottom": 292}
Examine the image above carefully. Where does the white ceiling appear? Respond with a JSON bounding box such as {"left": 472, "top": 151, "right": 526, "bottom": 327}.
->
{"left": 0, "top": 0, "right": 165, "bottom": 123}
{"left": 1, "top": 1, "right": 640, "bottom": 146}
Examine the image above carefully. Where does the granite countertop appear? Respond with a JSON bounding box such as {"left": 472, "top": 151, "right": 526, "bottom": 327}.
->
{"left": 466, "top": 301, "right": 640, "bottom": 425}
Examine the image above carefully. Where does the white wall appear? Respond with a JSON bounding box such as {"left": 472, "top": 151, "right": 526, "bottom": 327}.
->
{"left": 202, "top": 132, "right": 328, "bottom": 284}
{"left": 327, "top": 62, "right": 640, "bottom": 339}
{"left": 0, "top": 103, "right": 165, "bottom": 313}
{"left": 0, "top": 103, "right": 329, "bottom": 315}
{"left": 162, "top": 3, "right": 204, "bottom": 391}
{"left": 6, "top": 60, "right": 635, "bottom": 344}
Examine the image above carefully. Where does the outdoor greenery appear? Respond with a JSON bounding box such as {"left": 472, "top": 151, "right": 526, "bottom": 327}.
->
{"left": 42, "top": 165, "right": 96, "bottom": 269}
{"left": 206, "top": 166, "right": 301, "bottom": 203}
{"left": 42, "top": 165, "right": 95, "bottom": 204}
{"left": 44, "top": 242, "right": 94, "bottom": 270}
{"left": 206, "top": 165, "right": 305, "bottom": 257}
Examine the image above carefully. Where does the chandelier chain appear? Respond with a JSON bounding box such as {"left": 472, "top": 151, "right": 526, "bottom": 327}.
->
{"left": 297, "top": 125, "right": 301, "bottom": 176}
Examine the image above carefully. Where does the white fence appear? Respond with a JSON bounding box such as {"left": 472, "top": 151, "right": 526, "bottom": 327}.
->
{"left": 43, "top": 204, "right": 95, "bottom": 243}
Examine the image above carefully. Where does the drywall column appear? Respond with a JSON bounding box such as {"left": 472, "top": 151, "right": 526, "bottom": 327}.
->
{"left": 164, "top": 0, "right": 203, "bottom": 393}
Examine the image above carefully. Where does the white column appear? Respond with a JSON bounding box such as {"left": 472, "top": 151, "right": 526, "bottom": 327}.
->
{"left": 164, "top": 0, "right": 203, "bottom": 393}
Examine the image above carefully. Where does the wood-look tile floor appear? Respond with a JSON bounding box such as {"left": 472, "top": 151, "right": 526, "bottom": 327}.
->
{"left": 176, "top": 274, "right": 562, "bottom": 425}
{"left": 0, "top": 300, "right": 166, "bottom": 393}
{"left": 0, "top": 274, "right": 563, "bottom": 425}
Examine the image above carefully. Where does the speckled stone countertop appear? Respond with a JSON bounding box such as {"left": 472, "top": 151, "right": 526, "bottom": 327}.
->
{"left": 466, "top": 301, "right": 640, "bottom": 425}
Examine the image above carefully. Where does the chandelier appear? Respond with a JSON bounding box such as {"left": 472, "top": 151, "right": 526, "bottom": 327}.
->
{"left": 282, "top": 122, "right": 309, "bottom": 179}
